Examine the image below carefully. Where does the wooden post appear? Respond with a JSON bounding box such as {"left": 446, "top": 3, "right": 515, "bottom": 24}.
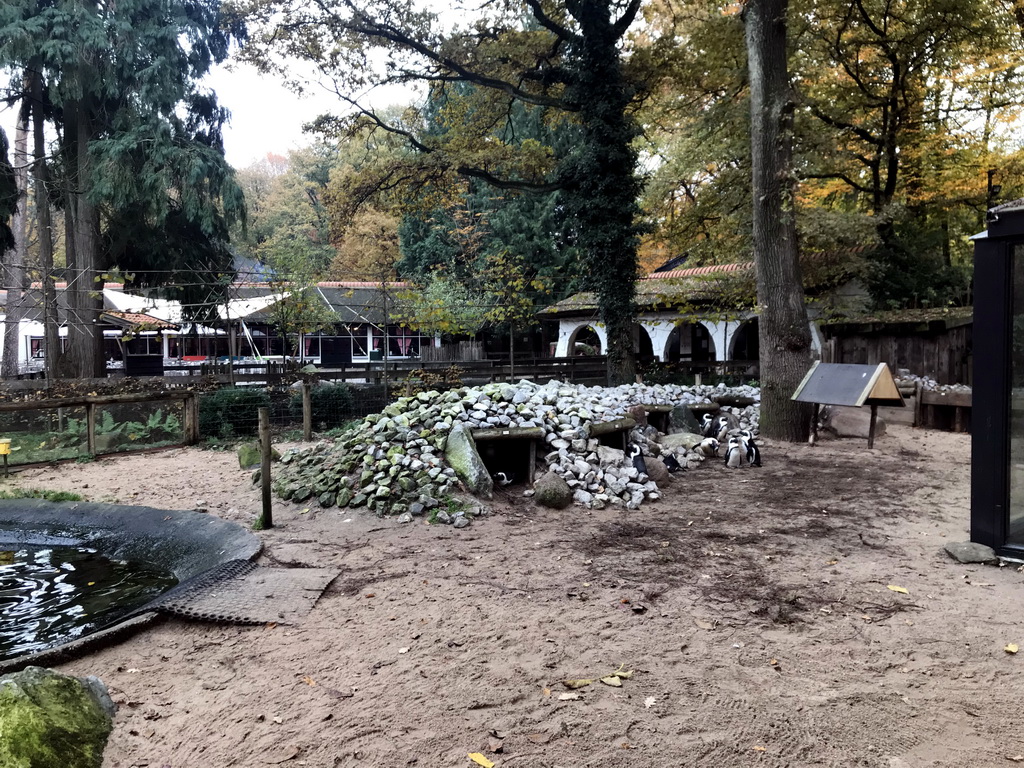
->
{"left": 302, "top": 380, "right": 312, "bottom": 441}
{"left": 86, "top": 402, "right": 97, "bottom": 456}
{"left": 809, "top": 403, "right": 820, "bottom": 445}
{"left": 184, "top": 394, "right": 199, "bottom": 445}
{"left": 256, "top": 407, "right": 273, "bottom": 530}
{"left": 868, "top": 404, "right": 878, "bottom": 449}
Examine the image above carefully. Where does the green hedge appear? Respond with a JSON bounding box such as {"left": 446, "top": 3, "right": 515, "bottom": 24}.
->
{"left": 289, "top": 383, "right": 354, "bottom": 430}
{"left": 198, "top": 388, "right": 271, "bottom": 438}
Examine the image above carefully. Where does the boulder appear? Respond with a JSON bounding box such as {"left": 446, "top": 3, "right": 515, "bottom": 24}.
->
{"left": 659, "top": 432, "right": 704, "bottom": 452}
{"left": 596, "top": 445, "right": 625, "bottom": 466}
{"left": 534, "top": 471, "right": 573, "bottom": 509}
{"left": 0, "top": 666, "right": 115, "bottom": 768}
{"left": 238, "top": 442, "right": 281, "bottom": 469}
{"left": 443, "top": 423, "right": 494, "bottom": 499}
{"left": 825, "top": 407, "right": 886, "bottom": 440}
{"left": 668, "top": 405, "right": 701, "bottom": 435}
{"left": 644, "top": 457, "right": 674, "bottom": 485}
{"left": 944, "top": 541, "right": 998, "bottom": 564}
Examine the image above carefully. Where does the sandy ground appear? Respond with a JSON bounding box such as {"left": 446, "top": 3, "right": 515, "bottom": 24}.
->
{"left": 10, "top": 424, "right": 1024, "bottom": 768}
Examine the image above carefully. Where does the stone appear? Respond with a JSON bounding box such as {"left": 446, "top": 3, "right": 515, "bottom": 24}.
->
{"left": 434, "top": 510, "right": 453, "bottom": 525}
{"left": 597, "top": 445, "right": 625, "bottom": 466}
{"left": 643, "top": 458, "right": 673, "bottom": 486}
{"left": 317, "top": 491, "right": 335, "bottom": 508}
{"left": 573, "top": 489, "right": 594, "bottom": 505}
{"left": 443, "top": 423, "right": 494, "bottom": 499}
{"left": 669, "top": 405, "right": 702, "bottom": 435}
{"left": 659, "top": 432, "right": 704, "bottom": 452}
{"left": 533, "top": 471, "right": 573, "bottom": 510}
{"left": 825, "top": 406, "right": 887, "bottom": 440}
{"left": 944, "top": 541, "right": 998, "bottom": 564}
{"left": 453, "top": 516, "right": 470, "bottom": 529}
{"left": 397, "top": 512, "right": 414, "bottom": 524}
{"left": 0, "top": 666, "right": 115, "bottom": 768}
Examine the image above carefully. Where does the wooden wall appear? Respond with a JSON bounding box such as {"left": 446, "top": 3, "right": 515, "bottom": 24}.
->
{"left": 821, "top": 320, "right": 972, "bottom": 385}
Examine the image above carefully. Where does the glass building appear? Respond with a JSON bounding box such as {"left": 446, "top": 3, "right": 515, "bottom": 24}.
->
{"left": 972, "top": 199, "right": 1024, "bottom": 556}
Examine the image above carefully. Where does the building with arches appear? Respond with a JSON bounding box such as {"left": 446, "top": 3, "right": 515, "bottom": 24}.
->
{"left": 540, "top": 262, "right": 849, "bottom": 370}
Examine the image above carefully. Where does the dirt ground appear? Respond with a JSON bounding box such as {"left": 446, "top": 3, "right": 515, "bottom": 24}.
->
{"left": 11, "top": 424, "right": 1024, "bottom": 768}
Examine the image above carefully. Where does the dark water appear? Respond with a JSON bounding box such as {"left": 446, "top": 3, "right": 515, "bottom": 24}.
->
{"left": 0, "top": 545, "right": 178, "bottom": 660}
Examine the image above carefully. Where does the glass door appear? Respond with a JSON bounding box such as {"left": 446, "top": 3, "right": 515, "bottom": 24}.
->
{"left": 1009, "top": 244, "right": 1024, "bottom": 544}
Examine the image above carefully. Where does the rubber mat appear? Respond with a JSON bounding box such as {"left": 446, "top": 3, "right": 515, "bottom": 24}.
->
{"left": 147, "top": 560, "right": 340, "bottom": 625}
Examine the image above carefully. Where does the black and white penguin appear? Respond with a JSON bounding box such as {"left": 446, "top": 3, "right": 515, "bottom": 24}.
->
{"left": 715, "top": 416, "right": 731, "bottom": 443}
{"left": 698, "top": 437, "right": 720, "bottom": 458}
{"left": 700, "top": 413, "right": 716, "bottom": 437}
{"left": 739, "top": 431, "right": 762, "bottom": 467}
{"left": 629, "top": 443, "right": 648, "bottom": 475}
{"left": 492, "top": 471, "right": 514, "bottom": 486}
{"left": 724, "top": 436, "right": 745, "bottom": 468}
{"left": 662, "top": 453, "right": 682, "bottom": 473}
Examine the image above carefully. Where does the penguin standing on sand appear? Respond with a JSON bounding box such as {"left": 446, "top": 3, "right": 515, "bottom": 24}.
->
{"left": 629, "top": 443, "right": 648, "bottom": 475}
{"left": 724, "top": 436, "right": 745, "bottom": 468}
{"left": 739, "top": 430, "right": 762, "bottom": 467}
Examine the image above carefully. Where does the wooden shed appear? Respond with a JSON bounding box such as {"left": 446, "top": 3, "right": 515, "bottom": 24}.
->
{"left": 819, "top": 308, "right": 972, "bottom": 386}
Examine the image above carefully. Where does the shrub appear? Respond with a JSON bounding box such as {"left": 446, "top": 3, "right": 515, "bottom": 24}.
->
{"left": 199, "top": 388, "right": 271, "bottom": 438}
{"left": 289, "top": 383, "right": 354, "bottom": 430}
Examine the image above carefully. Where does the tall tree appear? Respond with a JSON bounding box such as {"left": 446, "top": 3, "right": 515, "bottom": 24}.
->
{"left": 239, "top": 0, "right": 646, "bottom": 384}
{"left": 1, "top": 0, "right": 245, "bottom": 377}
{"left": 745, "top": 0, "right": 812, "bottom": 440}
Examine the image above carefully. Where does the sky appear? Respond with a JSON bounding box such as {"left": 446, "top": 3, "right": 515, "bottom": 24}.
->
{"left": 0, "top": 60, "right": 417, "bottom": 172}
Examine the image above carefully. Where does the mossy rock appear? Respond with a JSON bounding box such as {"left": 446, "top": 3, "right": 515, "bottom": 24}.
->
{"left": 238, "top": 442, "right": 281, "bottom": 470}
{"left": 0, "top": 667, "right": 115, "bottom": 768}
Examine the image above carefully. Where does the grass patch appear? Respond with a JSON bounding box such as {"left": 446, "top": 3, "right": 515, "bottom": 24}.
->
{"left": 0, "top": 488, "right": 84, "bottom": 502}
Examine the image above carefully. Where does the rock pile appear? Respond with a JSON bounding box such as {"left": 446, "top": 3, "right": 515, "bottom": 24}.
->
{"left": 894, "top": 370, "right": 971, "bottom": 395}
{"left": 272, "top": 379, "right": 760, "bottom": 521}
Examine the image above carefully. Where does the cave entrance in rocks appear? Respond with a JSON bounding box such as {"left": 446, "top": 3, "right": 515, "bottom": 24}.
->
{"left": 590, "top": 417, "right": 636, "bottom": 452}
{"left": 472, "top": 427, "right": 544, "bottom": 487}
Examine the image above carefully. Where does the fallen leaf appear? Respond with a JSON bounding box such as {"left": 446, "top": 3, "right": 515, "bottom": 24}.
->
{"left": 695, "top": 619, "right": 715, "bottom": 630}
{"left": 87, "top": 581, "right": 96, "bottom": 586}
{"left": 563, "top": 678, "right": 593, "bottom": 689}
{"left": 365, "top": 593, "right": 376, "bottom": 598}
{"left": 487, "top": 736, "right": 504, "bottom": 753}
{"left": 468, "top": 753, "right": 494, "bottom": 768}
{"left": 887, "top": 585, "right": 909, "bottom": 594}
{"left": 644, "top": 696, "right": 656, "bottom": 709}
{"left": 612, "top": 667, "right": 633, "bottom": 679}
{"left": 301, "top": 675, "right": 316, "bottom": 687}
{"left": 266, "top": 745, "right": 301, "bottom": 764}
{"left": 542, "top": 687, "right": 551, "bottom": 697}
{"left": 1005, "top": 644, "right": 1019, "bottom": 654}
{"left": 600, "top": 676, "right": 623, "bottom": 687}
{"left": 1007, "top": 755, "right": 1024, "bottom": 762}
{"left": 769, "top": 659, "right": 779, "bottom": 666}
{"left": 558, "top": 692, "right": 581, "bottom": 701}
{"left": 527, "top": 732, "right": 552, "bottom": 744}
{"left": 753, "top": 745, "right": 766, "bottom": 752}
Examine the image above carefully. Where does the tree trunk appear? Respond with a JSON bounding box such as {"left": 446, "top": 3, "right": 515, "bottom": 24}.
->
{"left": 30, "top": 68, "right": 61, "bottom": 381}
{"left": 2, "top": 90, "right": 30, "bottom": 379}
{"left": 559, "top": 2, "right": 642, "bottom": 386}
{"left": 745, "top": 0, "right": 813, "bottom": 441}
{"left": 62, "top": 98, "right": 105, "bottom": 379}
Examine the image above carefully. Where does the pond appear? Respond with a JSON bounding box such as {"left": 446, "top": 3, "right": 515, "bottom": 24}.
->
{"left": 0, "top": 544, "right": 178, "bottom": 660}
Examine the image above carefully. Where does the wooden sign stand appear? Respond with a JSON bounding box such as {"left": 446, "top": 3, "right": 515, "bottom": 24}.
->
{"left": 792, "top": 362, "right": 906, "bottom": 448}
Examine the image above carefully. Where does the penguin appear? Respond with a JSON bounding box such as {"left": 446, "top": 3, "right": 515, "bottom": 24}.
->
{"left": 715, "top": 416, "right": 731, "bottom": 443}
{"left": 629, "top": 443, "right": 648, "bottom": 475}
{"left": 724, "top": 436, "right": 744, "bottom": 468}
{"left": 662, "top": 453, "right": 682, "bottom": 473}
{"left": 700, "top": 413, "right": 716, "bottom": 437}
{"left": 492, "top": 471, "right": 514, "bottom": 486}
{"left": 698, "top": 437, "right": 720, "bottom": 458}
{"left": 739, "top": 431, "right": 762, "bottom": 467}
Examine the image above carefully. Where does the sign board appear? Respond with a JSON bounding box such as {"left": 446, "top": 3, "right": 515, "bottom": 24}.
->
{"left": 791, "top": 361, "right": 905, "bottom": 408}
